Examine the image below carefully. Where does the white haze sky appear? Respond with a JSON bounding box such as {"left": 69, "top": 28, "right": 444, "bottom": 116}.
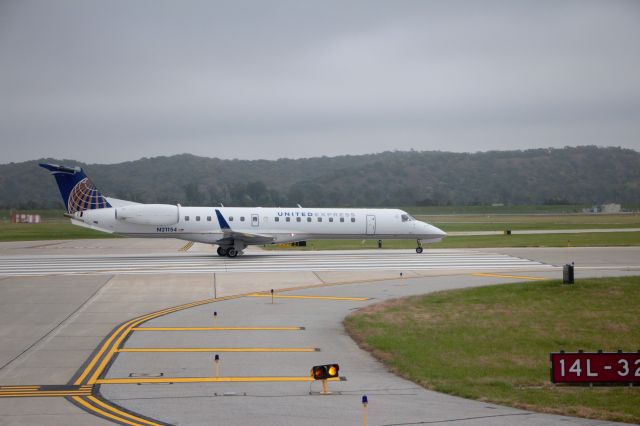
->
{"left": 0, "top": 0, "right": 639, "bottom": 164}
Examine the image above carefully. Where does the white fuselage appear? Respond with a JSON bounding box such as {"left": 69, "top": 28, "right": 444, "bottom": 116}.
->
{"left": 74, "top": 205, "right": 446, "bottom": 245}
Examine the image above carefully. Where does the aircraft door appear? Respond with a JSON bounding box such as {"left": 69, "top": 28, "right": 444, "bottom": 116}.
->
{"left": 366, "top": 215, "right": 376, "bottom": 235}
{"left": 251, "top": 214, "right": 259, "bottom": 227}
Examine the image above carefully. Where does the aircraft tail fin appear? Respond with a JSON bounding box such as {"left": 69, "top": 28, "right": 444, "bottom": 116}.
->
{"left": 39, "top": 163, "right": 112, "bottom": 213}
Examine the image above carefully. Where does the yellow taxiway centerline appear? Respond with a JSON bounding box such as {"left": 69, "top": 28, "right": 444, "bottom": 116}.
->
{"left": 0, "top": 386, "right": 40, "bottom": 390}
{"left": 72, "top": 396, "right": 161, "bottom": 426}
{"left": 131, "top": 326, "right": 305, "bottom": 331}
{"left": 117, "top": 347, "right": 318, "bottom": 353}
{"left": 472, "top": 273, "right": 546, "bottom": 281}
{"left": 0, "top": 392, "right": 91, "bottom": 398}
{"left": 179, "top": 241, "right": 195, "bottom": 252}
{"left": 85, "top": 395, "right": 161, "bottom": 426}
{"left": 247, "top": 294, "right": 370, "bottom": 301}
{"left": 84, "top": 294, "right": 244, "bottom": 384}
{"left": 97, "top": 376, "right": 344, "bottom": 385}
{"left": 0, "top": 384, "right": 93, "bottom": 398}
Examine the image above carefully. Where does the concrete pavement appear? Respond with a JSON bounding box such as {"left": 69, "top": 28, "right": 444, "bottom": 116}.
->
{"left": 0, "top": 239, "right": 637, "bottom": 425}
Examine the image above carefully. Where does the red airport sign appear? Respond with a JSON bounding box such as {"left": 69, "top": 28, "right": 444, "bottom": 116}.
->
{"left": 550, "top": 352, "right": 640, "bottom": 384}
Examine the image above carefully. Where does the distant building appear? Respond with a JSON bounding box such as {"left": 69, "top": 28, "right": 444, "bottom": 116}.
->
{"left": 582, "top": 203, "right": 622, "bottom": 213}
{"left": 11, "top": 213, "right": 41, "bottom": 224}
{"left": 601, "top": 203, "right": 622, "bottom": 213}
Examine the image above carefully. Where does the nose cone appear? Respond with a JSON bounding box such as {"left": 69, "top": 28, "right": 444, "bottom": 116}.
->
{"left": 419, "top": 222, "right": 446, "bottom": 242}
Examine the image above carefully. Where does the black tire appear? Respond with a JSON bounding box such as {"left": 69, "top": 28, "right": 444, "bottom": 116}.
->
{"left": 416, "top": 247, "right": 423, "bottom": 254}
{"left": 227, "top": 248, "right": 238, "bottom": 258}
{"left": 217, "top": 247, "right": 227, "bottom": 257}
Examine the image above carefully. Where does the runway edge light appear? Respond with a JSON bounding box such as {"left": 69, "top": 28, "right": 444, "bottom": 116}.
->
{"left": 214, "top": 354, "right": 220, "bottom": 378}
{"left": 362, "top": 395, "right": 368, "bottom": 426}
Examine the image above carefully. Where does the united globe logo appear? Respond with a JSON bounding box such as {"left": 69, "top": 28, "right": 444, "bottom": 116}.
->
{"left": 67, "top": 178, "right": 109, "bottom": 213}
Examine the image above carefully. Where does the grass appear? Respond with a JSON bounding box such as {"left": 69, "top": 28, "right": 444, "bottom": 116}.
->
{"left": 434, "top": 232, "right": 640, "bottom": 248}
{"left": 344, "top": 276, "right": 640, "bottom": 423}
{"left": 425, "top": 214, "right": 640, "bottom": 233}
{"left": 403, "top": 205, "right": 593, "bottom": 215}
{"left": 0, "top": 223, "right": 118, "bottom": 242}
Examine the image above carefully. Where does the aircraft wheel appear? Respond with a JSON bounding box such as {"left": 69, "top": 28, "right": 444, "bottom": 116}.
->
{"left": 416, "top": 247, "right": 423, "bottom": 254}
{"left": 227, "top": 248, "right": 238, "bottom": 258}
{"left": 217, "top": 247, "right": 228, "bottom": 257}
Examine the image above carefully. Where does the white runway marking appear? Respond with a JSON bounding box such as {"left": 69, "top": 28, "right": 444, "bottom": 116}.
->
{"left": 0, "top": 250, "right": 548, "bottom": 276}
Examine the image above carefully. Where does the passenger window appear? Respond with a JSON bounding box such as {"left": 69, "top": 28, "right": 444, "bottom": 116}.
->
{"left": 297, "top": 217, "right": 301, "bottom": 222}
{"left": 185, "top": 216, "right": 190, "bottom": 221}
{"left": 286, "top": 217, "right": 291, "bottom": 222}
{"left": 229, "top": 216, "right": 234, "bottom": 221}
{"left": 275, "top": 217, "right": 280, "bottom": 222}
{"left": 340, "top": 217, "right": 344, "bottom": 223}
{"left": 196, "top": 216, "right": 201, "bottom": 221}
{"left": 351, "top": 218, "right": 356, "bottom": 222}
{"left": 317, "top": 217, "right": 322, "bottom": 222}
{"left": 307, "top": 217, "right": 312, "bottom": 222}
{"left": 240, "top": 216, "right": 245, "bottom": 222}
{"left": 207, "top": 216, "right": 211, "bottom": 221}
{"left": 329, "top": 217, "right": 333, "bottom": 222}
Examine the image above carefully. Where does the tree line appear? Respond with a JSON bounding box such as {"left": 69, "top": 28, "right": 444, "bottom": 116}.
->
{"left": 1, "top": 146, "right": 638, "bottom": 210}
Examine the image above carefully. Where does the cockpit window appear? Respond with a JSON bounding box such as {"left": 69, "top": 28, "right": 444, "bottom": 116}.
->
{"left": 401, "top": 214, "right": 416, "bottom": 222}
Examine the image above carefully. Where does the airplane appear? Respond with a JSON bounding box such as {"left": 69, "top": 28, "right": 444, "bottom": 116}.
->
{"left": 40, "top": 163, "right": 447, "bottom": 257}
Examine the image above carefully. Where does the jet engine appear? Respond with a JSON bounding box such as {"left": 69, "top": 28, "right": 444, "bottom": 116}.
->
{"left": 115, "top": 204, "right": 179, "bottom": 226}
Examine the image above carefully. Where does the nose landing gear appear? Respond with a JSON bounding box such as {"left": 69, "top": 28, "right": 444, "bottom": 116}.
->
{"left": 416, "top": 240, "right": 423, "bottom": 254}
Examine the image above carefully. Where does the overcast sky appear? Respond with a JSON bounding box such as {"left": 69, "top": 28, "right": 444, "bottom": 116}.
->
{"left": 1, "top": 0, "right": 639, "bottom": 164}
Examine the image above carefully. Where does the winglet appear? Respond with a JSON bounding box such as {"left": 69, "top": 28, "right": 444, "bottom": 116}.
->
{"left": 215, "top": 209, "right": 231, "bottom": 230}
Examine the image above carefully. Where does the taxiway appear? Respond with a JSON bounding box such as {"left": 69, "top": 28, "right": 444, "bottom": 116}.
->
{"left": 0, "top": 239, "right": 638, "bottom": 425}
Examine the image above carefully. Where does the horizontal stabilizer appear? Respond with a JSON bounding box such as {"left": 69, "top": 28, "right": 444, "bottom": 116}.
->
{"left": 105, "top": 197, "right": 140, "bottom": 207}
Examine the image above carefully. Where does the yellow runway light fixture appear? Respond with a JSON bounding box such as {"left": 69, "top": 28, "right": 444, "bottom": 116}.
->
{"left": 311, "top": 364, "right": 339, "bottom": 380}
{"left": 311, "top": 364, "right": 339, "bottom": 394}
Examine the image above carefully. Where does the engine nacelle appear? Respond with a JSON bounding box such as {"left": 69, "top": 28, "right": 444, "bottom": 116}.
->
{"left": 115, "top": 204, "right": 179, "bottom": 226}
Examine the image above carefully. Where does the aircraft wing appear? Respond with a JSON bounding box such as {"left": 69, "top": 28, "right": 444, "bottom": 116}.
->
{"left": 215, "top": 209, "right": 274, "bottom": 245}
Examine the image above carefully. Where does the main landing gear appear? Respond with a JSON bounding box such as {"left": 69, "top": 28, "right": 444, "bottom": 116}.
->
{"left": 217, "top": 246, "right": 240, "bottom": 258}
{"left": 416, "top": 240, "right": 423, "bottom": 254}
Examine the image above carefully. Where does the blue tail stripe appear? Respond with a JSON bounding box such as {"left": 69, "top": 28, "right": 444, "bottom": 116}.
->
{"left": 39, "top": 163, "right": 111, "bottom": 213}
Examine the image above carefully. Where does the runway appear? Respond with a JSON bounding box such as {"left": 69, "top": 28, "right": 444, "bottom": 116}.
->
{"left": 0, "top": 249, "right": 547, "bottom": 276}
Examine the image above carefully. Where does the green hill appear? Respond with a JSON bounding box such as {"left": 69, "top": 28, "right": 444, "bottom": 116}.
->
{"left": 1, "top": 146, "right": 638, "bottom": 209}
